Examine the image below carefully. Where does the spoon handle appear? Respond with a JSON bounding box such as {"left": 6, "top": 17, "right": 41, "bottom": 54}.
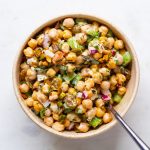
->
{"left": 110, "top": 107, "right": 150, "bottom": 150}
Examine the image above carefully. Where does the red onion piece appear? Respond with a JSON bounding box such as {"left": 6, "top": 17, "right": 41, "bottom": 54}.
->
{"left": 68, "top": 122, "right": 74, "bottom": 130}
{"left": 89, "top": 47, "right": 98, "bottom": 54}
{"left": 101, "top": 94, "right": 111, "bottom": 101}
{"left": 111, "top": 49, "right": 116, "bottom": 56}
{"left": 42, "top": 100, "right": 51, "bottom": 108}
{"left": 43, "top": 34, "right": 50, "bottom": 48}
{"left": 77, "top": 92, "right": 83, "bottom": 98}
{"left": 116, "top": 84, "right": 121, "bottom": 88}
{"left": 90, "top": 49, "right": 98, "bottom": 54}
{"left": 82, "top": 91, "right": 88, "bottom": 99}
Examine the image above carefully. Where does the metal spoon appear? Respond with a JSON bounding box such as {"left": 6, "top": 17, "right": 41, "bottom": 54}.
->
{"left": 109, "top": 105, "right": 150, "bottom": 150}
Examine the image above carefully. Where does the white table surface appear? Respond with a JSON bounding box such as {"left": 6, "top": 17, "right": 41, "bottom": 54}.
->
{"left": 0, "top": 0, "right": 150, "bottom": 149}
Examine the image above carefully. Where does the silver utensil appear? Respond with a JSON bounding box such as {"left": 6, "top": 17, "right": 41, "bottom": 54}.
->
{"left": 109, "top": 105, "right": 150, "bottom": 150}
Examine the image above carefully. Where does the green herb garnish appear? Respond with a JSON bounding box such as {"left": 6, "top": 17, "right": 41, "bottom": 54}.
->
{"left": 89, "top": 117, "right": 102, "bottom": 128}
{"left": 63, "top": 73, "right": 76, "bottom": 83}
{"left": 67, "top": 37, "right": 84, "bottom": 51}
{"left": 40, "top": 108, "right": 46, "bottom": 119}
{"left": 71, "top": 74, "right": 82, "bottom": 85}
{"left": 122, "top": 52, "right": 132, "bottom": 66}
{"left": 113, "top": 93, "right": 122, "bottom": 103}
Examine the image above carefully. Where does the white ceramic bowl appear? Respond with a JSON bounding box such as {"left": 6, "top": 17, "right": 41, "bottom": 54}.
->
{"left": 13, "top": 14, "right": 139, "bottom": 139}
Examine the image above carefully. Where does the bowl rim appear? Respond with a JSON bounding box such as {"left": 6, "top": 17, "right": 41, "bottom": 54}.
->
{"left": 12, "top": 13, "right": 140, "bottom": 139}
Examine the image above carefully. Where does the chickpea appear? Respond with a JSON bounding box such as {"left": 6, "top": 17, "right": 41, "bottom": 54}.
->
{"left": 28, "top": 38, "right": 37, "bottom": 49}
{"left": 81, "top": 68, "right": 92, "bottom": 77}
{"left": 37, "top": 34, "right": 44, "bottom": 46}
{"left": 44, "top": 117, "right": 54, "bottom": 127}
{"left": 99, "top": 25, "right": 108, "bottom": 36}
{"left": 23, "top": 47, "right": 34, "bottom": 58}
{"left": 45, "top": 108, "right": 51, "bottom": 117}
{"left": 53, "top": 113, "right": 59, "bottom": 121}
{"left": 92, "top": 22, "right": 99, "bottom": 31}
{"left": 26, "top": 97, "right": 34, "bottom": 107}
{"left": 85, "top": 78, "right": 95, "bottom": 90}
{"left": 76, "top": 56, "right": 84, "bottom": 65}
{"left": 37, "top": 91, "right": 48, "bottom": 103}
{"left": 19, "top": 83, "right": 29, "bottom": 93}
{"left": 39, "top": 61, "right": 48, "bottom": 67}
{"left": 103, "top": 113, "right": 113, "bottom": 123}
{"left": 46, "top": 68, "right": 56, "bottom": 78}
{"left": 110, "top": 75, "right": 117, "bottom": 86}
{"left": 57, "top": 29, "right": 63, "bottom": 38}
{"left": 107, "top": 59, "right": 117, "bottom": 69}
{"left": 20, "top": 63, "right": 29, "bottom": 71}
{"left": 63, "top": 18, "right": 75, "bottom": 29}
{"left": 64, "top": 119, "right": 71, "bottom": 128}
{"left": 49, "top": 92, "right": 58, "bottom": 101}
{"left": 99, "top": 67, "right": 110, "bottom": 76}
{"left": 107, "top": 37, "right": 115, "bottom": 49}
{"left": 113, "top": 66, "right": 121, "bottom": 74}
{"left": 20, "top": 70, "right": 27, "bottom": 81}
{"left": 52, "top": 122, "right": 65, "bottom": 132}
{"left": 63, "top": 30, "right": 72, "bottom": 39}
{"left": 44, "top": 27, "right": 50, "bottom": 34}
{"left": 76, "top": 97, "right": 82, "bottom": 105}
{"left": 75, "top": 33, "right": 87, "bottom": 44}
{"left": 86, "top": 90, "right": 93, "bottom": 98}
{"left": 82, "top": 99, "right": 93, "bottom": 110}
{"left": 115, "top": 53, "right": 123, "bottom": 65}
{"left": 93, "top": 53, "right": 102, "bottom": 60}
{"left": 67, "top": 113, "right": 81, "bottom": 122}
{"left": 120, "top": 49, "right": 126, "bottom": 55}
{"left": 92, "top": 72, "right": 103, "bottom": 84}
{"left": 95, "top": 99, "right": 104, "bottom": 107}
{"left": 68, "top": 88, "right": 76, "bottom": 95}
{"left": 32, "top": 91, "right": 38, "bottom": 100}
{"left": 86, "top": 108, "right": 96, "bottom": 121}
{"left": 110, "top": 85, "right": 116, "bottom": 91}
{"left": 61, "top": 42, "right": 70, "bottom": 53}
{"left": 81, "top": 24, "right": 91, "bottom": 33}
{"left": 45, "top": 80, "right": 51, "bottom": 86}
{"left": 76, "top": 123, "right": 89, "bottom": 132}
{"left": 27, "top": 57, "right": 38, "bottom": 67}
{"left": 82, "top": 49, "right": 89, "bottom": 56}
{"left": 75, "top": 81, "right": 85, "bottom": 92}
{"left": 26, "top": 68, "right": 36, "bottom": 80}
{"left": 66, "top": 64, "right": 75, "bottom": 73}
{"left": 50, "top": 102, "right": 59, "bottom": 113}
{"left": 96, "top": 107, "right": 105, "bottom": 118}
{"left": 116, "top": 73, "right": 126, "bottom": 84}
{"left": 19, "top": 70, "right": 26, "bottom": 80}
{"left": 42, "top": 83, "right": 50, "bottom": 94}
{"left": 114, "top": 40, "right": 124, "bottom": 50}
{"left": 66, "top": 52, "right": 77, "bottom": 62}
{"left": 49, "top": 28, "right": 59, "bottom": 40}
{"left": 76, "top": 104, "right": 86, "bottom": 114}
{"left": 101, "top": 81, "right": 110, "bottom": 90}
{"left": 90, "top": 65, "right": 99, "bottom": 72}
{"left": 72, "top": 25, "right": 81, "bottom": 34}
{"left": 61, "top": 82, "right": 69, "bottom": 92}
{"left": 118, "top": 87, "right": 126, "bottom": 95}
{"left": 102, "top": 50, "right": 111, "bottom": 55}
{"left": 52, "top": 51, "right": 64, "bottom": 64}
{"left": 33, "top": 101, "right": 43, "bottom": 112}
{"left": 45, "top": 56, "right": 51, "bottom": 63}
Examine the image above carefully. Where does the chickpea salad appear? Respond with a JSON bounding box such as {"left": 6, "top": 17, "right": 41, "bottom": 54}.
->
{"left": 19, "top": 18, "right": 132, "bottom": 132}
